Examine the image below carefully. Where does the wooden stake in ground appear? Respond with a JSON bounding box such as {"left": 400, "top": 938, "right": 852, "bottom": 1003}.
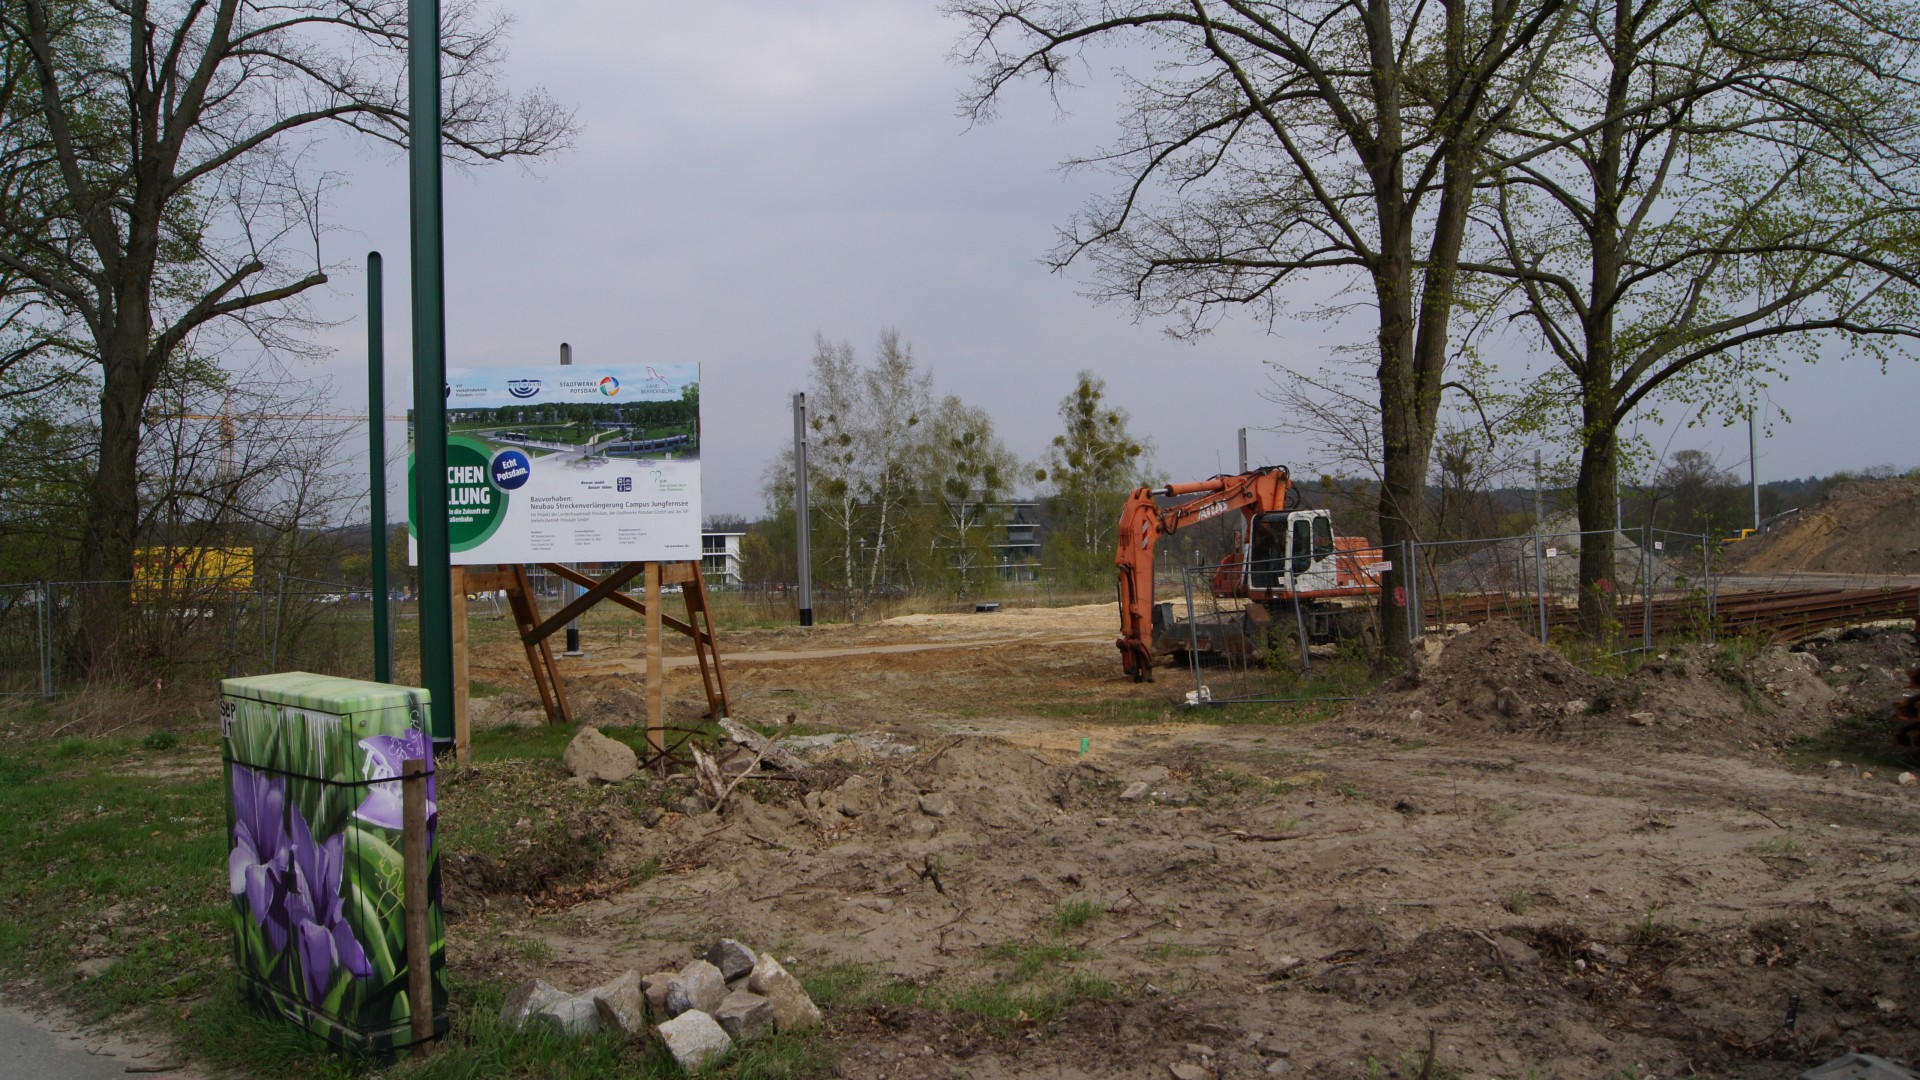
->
{"left": 449, "top": 566, "right": 470, "bottom": 765}
{"left": 645, "top": 561, "right": 664, "bottom": 760}
{"left": 401, "top": 758, "right": 433, "bottom": 1056}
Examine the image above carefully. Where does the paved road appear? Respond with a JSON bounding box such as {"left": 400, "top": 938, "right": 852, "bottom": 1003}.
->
{"left": 0, "top": 1001, "right": 198, "bottom": 1080}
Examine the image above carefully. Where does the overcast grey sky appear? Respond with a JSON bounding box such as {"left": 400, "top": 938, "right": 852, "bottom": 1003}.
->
{"left": 299, "top": 0, "right": 1920, "bottom": 521}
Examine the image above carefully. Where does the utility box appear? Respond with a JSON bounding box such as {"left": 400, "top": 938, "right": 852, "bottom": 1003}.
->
{"left": 220, "top": 672, "right": 447, "bottom": 1055}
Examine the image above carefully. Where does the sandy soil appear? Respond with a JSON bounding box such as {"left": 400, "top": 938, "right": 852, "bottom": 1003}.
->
{"left": 1732, "top": 479, "right": 1920, "bottom": 576}
{"left": 451, "top": 604, "right": 1920, "bottom": 1078}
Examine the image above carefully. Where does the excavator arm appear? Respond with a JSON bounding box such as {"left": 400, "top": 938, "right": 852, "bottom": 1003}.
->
{"left": 1114, "top": 466, "right": 1299, "bottom": 681}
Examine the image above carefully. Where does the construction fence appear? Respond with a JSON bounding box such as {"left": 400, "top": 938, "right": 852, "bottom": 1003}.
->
{"left": 0, "top": 576, "right": 384, "bottom": 698}
{"left": 1174, "top": 525, "right": 1920, "bottom": 706}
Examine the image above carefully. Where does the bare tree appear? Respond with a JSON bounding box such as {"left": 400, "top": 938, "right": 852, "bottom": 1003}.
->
{"left": 948, "top": 0, "right": 1575, "bottom": 660}
{"left": 0, "top": 0, "right": 574, "bottom": 671}
{"left": 1034, "top": 371, "right": 1152, "bottom": 588}
{"left": 1471, "top": 0, "right": 1920, "bottom": 635}
{"left": 801, "top": 330, "right": 933, "bottom": 621}
{"left": 920, "top": 394, "right": 1020, "bottom": 599}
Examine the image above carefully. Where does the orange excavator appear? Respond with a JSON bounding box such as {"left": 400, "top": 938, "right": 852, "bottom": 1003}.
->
{"left": 1115, "top": 466, "right": 1386, "bottom": 681}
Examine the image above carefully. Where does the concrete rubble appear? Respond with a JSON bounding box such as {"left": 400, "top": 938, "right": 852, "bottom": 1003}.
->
{"left": 656, "top": 1009, "right": 733, "bottom": 1071}
{"left": 498, "top": 938, "right": 824, "bottom": 1067}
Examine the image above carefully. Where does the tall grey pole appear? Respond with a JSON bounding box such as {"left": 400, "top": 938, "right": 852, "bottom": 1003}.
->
{"left": 1533, "top": 449, "right": 1548, "bottom": 644}
{"left": 560, "top": 342, "right": 582, "bottom": 655}
{"left": 1237, "top": 428, "right": 1247, "bottom": 473}
{"left": 793, "top": 393, "right": 814, "bottom": 626}
{"left": 368, "top": 252, "right": 391, "bottom": 683}
{"left": 1749, "top": 400, "right": 1761, "bottom": 531}
{"left": 409, "top": 0, "right": 453, "bottom": 746}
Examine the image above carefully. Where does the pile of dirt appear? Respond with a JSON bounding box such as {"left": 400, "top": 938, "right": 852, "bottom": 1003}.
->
{"left": 1629, "top": 643, "right": 1845, "bottom": 754}
{"left": 1343, "top": 621, "right": 1613, "bottom": 734}
{"left": 1731, "top": 477, "right": 1920, "bottom": 574}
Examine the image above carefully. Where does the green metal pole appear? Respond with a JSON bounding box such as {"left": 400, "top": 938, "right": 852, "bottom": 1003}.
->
{"left": 368, "top": 251, "right": 391, "bottom": 683}
{"left": 409, "top": 0, "right": 453, "bottom": 745}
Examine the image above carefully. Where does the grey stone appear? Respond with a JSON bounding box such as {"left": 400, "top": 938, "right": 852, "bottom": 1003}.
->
{"left": 499, "top": 978, "right": 567, "bottom": 1029}
{"left": 1800, "top": 1054, "right": 1920, "bottom": 1080}
{"left": 74, "top": 957, "right": 118, "bottom": 980}
{"left": 665, "top": 959, "right": 727, "bottom": 1018}
{"left": 846, "top": 896, "right": 894, "bottom": 913}
{"left": 1134, "top": 766, "right": 1170, "bottom": 786}
{"left": 918, "top": 792, "right": 956, "bottom": 817}
{"left": 589, "top": 970, "right": 646, "bottom": 1037}
{"left": 562, "top": 726, "right": 637, "bottom": 783}
{"left": 748, "top": 953, "right": 822, "bottom": 1032}
{"left": 836, "top": 774, "right": 877, "bottom": 816}
{"left": 656, "top": 1009, "right": 734, "bottom": 1071}
{"left": 1493, "top": 935, "right": 1541, "bottom": 968}
{"left": 531, "top": 991, "right": 601, "bottom": 1036}
{"left": 1170, "top": 1065, "right": 1210, "bottom": 1080}
{"left": 1119, "top": 781, "right": 1151, "bottom": 801}
{"left": 641, "top": 971, "right": 675, "bottom": 1015}
{"left": 1266, "top": 1060, "right": 1295, "bottom": 1075}
{"left": 704, "top": 938, "right": 758, "bottom": 982}
{"left": 714, "top": 990, "right": 775, "bottom": 1041}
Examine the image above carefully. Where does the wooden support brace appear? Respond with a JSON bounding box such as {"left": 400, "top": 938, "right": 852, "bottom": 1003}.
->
{"left": 524, "top": 562, "right": 647, "bottom": 644}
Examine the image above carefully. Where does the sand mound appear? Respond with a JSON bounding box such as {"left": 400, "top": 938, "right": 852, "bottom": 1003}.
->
{"left": 1731, "top": 478, "right": 1920, "bottom": 575}
{"left": 1343, "top": 621, "right": 1611, "bottom": 734}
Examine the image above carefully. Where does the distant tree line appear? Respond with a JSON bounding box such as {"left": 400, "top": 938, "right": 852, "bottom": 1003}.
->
{"left": 742, "top": 330, "right": 1153, "bottom": 619}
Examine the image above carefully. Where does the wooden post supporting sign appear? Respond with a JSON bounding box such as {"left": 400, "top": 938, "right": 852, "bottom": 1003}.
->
{"left": 443, "top": 561, "right": 728, "bottom": 755}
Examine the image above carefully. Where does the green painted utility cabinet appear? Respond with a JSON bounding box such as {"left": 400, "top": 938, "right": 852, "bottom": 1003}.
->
{"left": 221, "top": 672, "right": 447, "bottom": 1054}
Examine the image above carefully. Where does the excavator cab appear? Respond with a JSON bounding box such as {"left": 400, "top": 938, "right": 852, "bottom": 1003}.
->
{"left": 1246, "top": 511, "right": 1337, "bottom": 593}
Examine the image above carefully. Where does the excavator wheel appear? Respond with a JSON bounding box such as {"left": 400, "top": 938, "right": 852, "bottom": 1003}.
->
{"left": 1264, "top": 624, "right": 1304, "bottom": 669}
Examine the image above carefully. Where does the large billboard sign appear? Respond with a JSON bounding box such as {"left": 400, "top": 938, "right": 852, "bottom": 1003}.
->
{"left": 409, "top": 363, "right": 700, "bottom": 565}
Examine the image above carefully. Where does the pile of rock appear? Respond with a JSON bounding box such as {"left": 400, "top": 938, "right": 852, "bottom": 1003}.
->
{"left": 500, "top": 938, "right": 822, "bottom": 1071}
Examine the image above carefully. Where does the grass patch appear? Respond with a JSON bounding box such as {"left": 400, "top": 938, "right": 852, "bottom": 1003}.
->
{"left": 142, "top": 730, "right": 180, "bottom": 751}
{"left": 1051, "top": 898, "right": 1101, "bottom": 935}
{"left": 992, "top": 940, "right": 1087, "bottom": 980}
{"left": 1501, "top": 887, "right": 1533, "bottom": 916}
{"left": 0, "top": 730, "right": 770, "bottom": 1078}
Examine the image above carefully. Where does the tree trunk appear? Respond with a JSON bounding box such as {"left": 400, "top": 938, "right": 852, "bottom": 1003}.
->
{"left": 74, "top": 343, "right": 148, "bottom": 676}
{"left": 1574, "top": 409, "right": 1620, "bottom": 639}
{"left": 1371, "top": 246, "right": 1430, "bottom": 666}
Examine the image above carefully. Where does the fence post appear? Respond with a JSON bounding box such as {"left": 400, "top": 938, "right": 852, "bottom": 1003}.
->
{"left": 1700, "top": 533, "right": 1715, "bottom": 644}
{"left": 1290, "top": 568, "right": 1311, "bottom": 674}
{"left": 226, "top": 589, "right": 243, "bottom": 677}
{"left": 1534, "top": 532, "right": 1549, "bottom": 645}
{"left": 1641, "top": 524, "right": 1653, "bottom": 653}
{"left": 1408, "top": 542, "right": 1422, "bottom": 641}
{"left": 270, "top": 572, "right": 288, "bottom": 670}
{"left": 1401, "top": 541, "right": 1415, "bottom": 645}
{"left": 38, "top": 582, "right": 52, "bottom": 698}
{"left": 1181, "top": 564, "right": 1202, "bottom": 698}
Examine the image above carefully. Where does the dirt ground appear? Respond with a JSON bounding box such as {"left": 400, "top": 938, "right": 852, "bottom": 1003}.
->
{"left": 1731, "top": 479, "right": 1920, "bottom": 576}
{"left": 453, "top": 604, "right": 1920, "bottom": 1078}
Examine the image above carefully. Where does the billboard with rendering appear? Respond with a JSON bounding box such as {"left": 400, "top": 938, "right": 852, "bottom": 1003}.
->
{"left": 408, "top": 363, "right": 700, "bottom": 565}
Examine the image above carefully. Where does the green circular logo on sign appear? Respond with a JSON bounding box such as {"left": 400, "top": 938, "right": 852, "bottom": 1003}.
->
{"left": 408, "top": 436, "right": 508, "bottom": 552}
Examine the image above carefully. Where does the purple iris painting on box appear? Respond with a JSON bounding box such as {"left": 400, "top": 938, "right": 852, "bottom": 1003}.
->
{"left": 222, "top": 680, "right": 444, "bottom": 1048}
